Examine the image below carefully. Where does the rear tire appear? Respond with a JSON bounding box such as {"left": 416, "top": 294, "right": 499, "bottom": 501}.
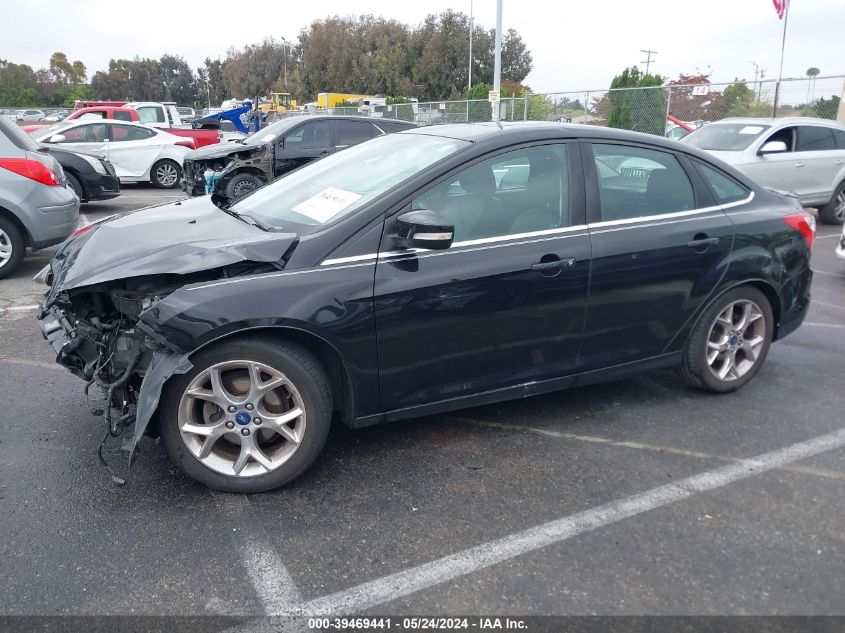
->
{"left": 159, "top": 337, "right": 332, "bottom": 492}
{"left": 0, "top": 216, "right": 25, "bottom": 280}
{"left": 818, "top": 182, "right": 845, "bottom": 225}
{"left": 680, "top": 286, "right": 774, "bottom": 393}
{"left": 66, "top": 173, "right": 85, "bottom": 202}
{"left": 224, "top": 173, "right": 263, "bottom": 199}
{"left": 151, "top": 159, "right": 181, "bottom": 189}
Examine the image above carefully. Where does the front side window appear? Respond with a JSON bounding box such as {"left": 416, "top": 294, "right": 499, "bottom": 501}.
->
{"left": 412, "top": 144, "right": 570, "bottom": 242}
{"left": 592, "top": 144, "right": 695, "bottom": 220}
{"left": 797, "top": 126, "right": 836, "bottom": 151}
{"left": 695, "top": 161, "right": 749, "bottom": 204}
{"left": 283, "top": 121, "right": 331, "bottom": 150}
{"left": 232, "top": 132, "right": 468, "bottom": 233}
{"left": 335, "top": 120, "right": 377, "bottom": 146}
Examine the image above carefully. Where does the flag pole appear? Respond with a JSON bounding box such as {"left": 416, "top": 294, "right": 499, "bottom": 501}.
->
{"left": 772, "top": 2, "right": 790, "bottom": 116}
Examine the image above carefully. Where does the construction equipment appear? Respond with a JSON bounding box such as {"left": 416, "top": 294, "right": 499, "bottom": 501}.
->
{"left": 258, "top": 92, "right": 298, "bottom": 113}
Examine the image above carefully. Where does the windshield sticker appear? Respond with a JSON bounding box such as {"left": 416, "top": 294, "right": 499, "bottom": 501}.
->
{"left": 739, "top": 126, "right": 764, "bottom": 135}
{"left": 292, "top": 187, "right": 362, "bottom": 223}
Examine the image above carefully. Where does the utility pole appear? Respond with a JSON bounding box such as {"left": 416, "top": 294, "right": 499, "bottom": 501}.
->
{"left": 468, "top": 0, "right": 473, "bottom": 92}
{"left": 281, "top": 37, "right": 289, "bottom": 89}
{"left": 492, "top": 0, "right": 502, "bottom": 121}
{"left": 749, "top": 61, "right": 760, "bottom": 100}
{"left": 640, "top": 49, "right": 658, "bottom": 75}
{"left": 758, "top": 69, "right": 766, "bottom": 102}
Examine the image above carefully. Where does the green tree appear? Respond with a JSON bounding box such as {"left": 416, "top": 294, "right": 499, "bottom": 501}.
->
{"left": 0, "top": 59, "right": 39, "bottom": 106}
{"left": 465, "top": 82, "right": 492, "bottom": 100}
{"left": 197, "top": 58, "right": 228, "bottom": 108}
{"left": 607, "top": 66, "right": 665, "bottom": 135}
{"left": 723, "top": 80, "right": 754, "bottom": 116}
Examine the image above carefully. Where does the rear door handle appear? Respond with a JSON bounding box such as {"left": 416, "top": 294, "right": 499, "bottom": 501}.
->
{"left": 687, "top": 237, "right": 720, "bottom": 248}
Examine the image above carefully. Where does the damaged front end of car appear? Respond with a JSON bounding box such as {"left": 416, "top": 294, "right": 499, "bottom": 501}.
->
{"left": 183, "top": 143, "right": 273, "bottom": 197}
{"left": 35, "top": 199, "right": 298, "bottom": 482}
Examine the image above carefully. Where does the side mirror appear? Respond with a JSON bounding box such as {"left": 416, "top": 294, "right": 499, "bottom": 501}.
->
{"left": 48, "top": 134, "right": 66, "bottom": 143}
{"left": 759, "top": 140, "right": 788, "bottom": 155}
{"left": 396, "top": 209, "right": 454, "bottom": 250}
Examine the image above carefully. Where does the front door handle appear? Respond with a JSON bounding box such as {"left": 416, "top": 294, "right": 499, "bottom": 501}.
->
{"left": 531, "top": 257, "right": 576, "bottom": 274}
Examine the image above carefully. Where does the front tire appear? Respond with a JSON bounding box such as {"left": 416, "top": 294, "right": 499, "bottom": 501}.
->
{"left": 819, "top": 182, "right": 845, "bottom": 225}
{"left": 151, "top": 159, "right": 181, "bottom": 189}
{"left": 224, "top": 173, "right": 263, "bottom": 199}
{"left": 66, "top": 173, "right": 85, "bottom": 202}
{"left": 0, "top": 216, "right": 25, "bottom": 280}
{"left": 681, "top": 286, "right": 774, "bottom": 393}
{"left": 159, "top": 337, "right": 332, "bottom": 492}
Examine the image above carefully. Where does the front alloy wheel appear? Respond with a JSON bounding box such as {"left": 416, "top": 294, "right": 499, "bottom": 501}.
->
{"left": 160, "top": 338, "right": 332, "bottom": 492}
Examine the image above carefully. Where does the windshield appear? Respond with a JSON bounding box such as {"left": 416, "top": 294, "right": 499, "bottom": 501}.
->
{"left": 28, "top": 121, "right": 76, "bottom": 140}
{"left": 682, "top": 123, "right": 771, "bottom": 151}
{"left": 232, "top": 132, "right": 469, "bottom": 232}
{"left": 241, "top": 118, "right": 302, "bottom": 146}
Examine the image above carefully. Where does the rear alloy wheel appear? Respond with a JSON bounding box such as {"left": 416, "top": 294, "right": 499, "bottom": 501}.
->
{"left": 224, "top": 173, "right": 263, "bottom": 199}
{"left": 151, "top": 159, "right": 181, "bottom": 189}
{"left": 681, "top": 287, "right": 774, "bottom": 393}
{"left": 0, "top": 216, "right": 25, "bottom": 280}
{"left": 160, "top": 338, "right": 332, "bottom": 492}
{"left": 818, "top": 182, "right": 845, "bottom": 225}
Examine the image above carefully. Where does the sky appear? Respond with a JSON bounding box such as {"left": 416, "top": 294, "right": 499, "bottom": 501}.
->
{"left": 2, "top": 0, "right": 844, "bottom": 96}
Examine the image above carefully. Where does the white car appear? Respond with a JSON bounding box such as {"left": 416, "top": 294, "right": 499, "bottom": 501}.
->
{"left": 30, "top": 120, "right": 191, "bottom": 189}
{"left": 16, "top": 109, "right": 46, "bottom": 122}
{"left": 682, "top": 117, "right": 845, "bottom": 224}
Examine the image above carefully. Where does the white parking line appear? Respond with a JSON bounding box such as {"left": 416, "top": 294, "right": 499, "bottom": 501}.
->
{"left": 812, "top": 269, "right": 843, "bottom": 278}
{"left": 301, "top": 427, "right": 845, "bottom": 615}
{"left": 805, "top": 321, "right": 845, "bottom": 329}
{"left": 811, "top": 298, "right": 845, "bottom": 310}
{"left": 214, "top": 493, "right": 303, "bottom": 615}
{"left": 815, "top": 234, "right": 842, "bottom": 239}
{"left": 0, "top": 358, "right": 64, "bottom": 371}
{"left": 0, "top": 304, "right": 39, "bottom": 313}
{"left": 78, "top": 213, "right": 90, "bottom": 227}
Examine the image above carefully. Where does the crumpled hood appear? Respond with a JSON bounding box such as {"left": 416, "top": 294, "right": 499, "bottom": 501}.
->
{"left": 46, "top": 196, "right": 296, "bottom": 295}
{"left": 187, "top": 141, "right": 257, "bottom": 161}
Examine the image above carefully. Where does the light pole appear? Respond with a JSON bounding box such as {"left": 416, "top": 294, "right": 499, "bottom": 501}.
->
{"left": 749, "top": 61, "right": 760, "bottom": 101}
{"left": 492, "top": 0, "right": 502, "bottom": 121}
{"left": 468, "top": 0, "right": 473, "bottom": 92}
{"left": 281, "top": 37, "right": 289, "bottom": 89}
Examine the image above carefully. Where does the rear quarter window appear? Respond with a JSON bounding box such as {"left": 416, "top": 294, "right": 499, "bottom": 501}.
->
{"left": 694, "top": 160, "right": 750, "bottom": 204}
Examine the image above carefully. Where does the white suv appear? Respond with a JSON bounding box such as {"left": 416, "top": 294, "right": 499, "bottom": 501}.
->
{"left": 682, "top": 117, "right": 845, "bottom": 224}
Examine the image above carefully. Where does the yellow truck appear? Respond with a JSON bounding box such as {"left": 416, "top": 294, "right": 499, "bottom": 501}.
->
{"left": 316, "top": 93, "right": 373, "bottom": 109}
{"left": 258, "top": 92, "right": 298, "bottom": 113}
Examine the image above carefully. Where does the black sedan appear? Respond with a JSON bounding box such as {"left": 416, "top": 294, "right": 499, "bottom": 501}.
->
{"left": 41, "top": 146, "right": 120, "bottom": 203}
{"left": 36, "top": 122, "right": 814, "bottom": 492}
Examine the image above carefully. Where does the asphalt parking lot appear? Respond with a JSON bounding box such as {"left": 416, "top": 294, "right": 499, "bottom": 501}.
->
{"left": 0, "top": 185, "right": 843, "bottom": 621}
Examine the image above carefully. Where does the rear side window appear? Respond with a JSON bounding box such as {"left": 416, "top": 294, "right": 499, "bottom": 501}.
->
{"left": 797, "top": 126, "right": 835, "bottom": 151}
{"left": 694, "top": 161, "right": 750, "bottom": 204}
{"left": 110, "top": 124, "right": 155, "bottom": 141}
{"left": 833, "top": 129, "right": 845, "bottom": 149}
{"left": 591, "top": 144, "right": 695, "bottom": 221}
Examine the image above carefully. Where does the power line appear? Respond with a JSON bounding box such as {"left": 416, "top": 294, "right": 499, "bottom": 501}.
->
{"left": 640, "top": 49, "right": 658, "bottom": 75}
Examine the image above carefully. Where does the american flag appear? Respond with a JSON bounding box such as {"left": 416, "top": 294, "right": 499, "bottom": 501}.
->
{"left": 772, "top": 0, "right": 789, "bottom": 19}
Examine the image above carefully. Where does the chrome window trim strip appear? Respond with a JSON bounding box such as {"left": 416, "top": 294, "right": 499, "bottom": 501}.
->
{"left": 587, "top": 191, "right": 755, "bottom": 230}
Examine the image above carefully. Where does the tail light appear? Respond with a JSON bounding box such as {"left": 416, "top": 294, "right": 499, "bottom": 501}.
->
{"left": 0, "top": 158, "right": 60, "bottom": 186}
{"left": 71, "top": 224, "right": 94, "bottom": 239}
{"left": 784, "top": 211, "right": 816, "bottom": 248}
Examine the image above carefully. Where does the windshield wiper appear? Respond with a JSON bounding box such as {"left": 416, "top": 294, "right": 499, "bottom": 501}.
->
{"left": 210, "top": 193, "right": 272, "bottom": 231}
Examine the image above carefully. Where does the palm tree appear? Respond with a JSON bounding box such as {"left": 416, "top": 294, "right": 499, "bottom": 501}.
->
{"left": 806, "top": 67, "right": 820, "bottom": 103}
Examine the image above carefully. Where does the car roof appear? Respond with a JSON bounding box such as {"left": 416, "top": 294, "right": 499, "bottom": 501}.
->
{"left": 710, "top": 117, "right": 845, "bottom": 129}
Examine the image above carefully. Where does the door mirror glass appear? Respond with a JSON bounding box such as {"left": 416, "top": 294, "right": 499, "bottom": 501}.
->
{"left": 396, "top": 209, "right": 454, "bottom": 250}
{"left": 48, "top": 134, "right": 66, "bottom": 144}
{"left": 759, "top": 140, "right": 788, "bottom": 155}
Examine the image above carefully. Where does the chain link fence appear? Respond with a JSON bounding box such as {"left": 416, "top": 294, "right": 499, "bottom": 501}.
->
{"left": 268, "top": 75, "right": 843, "bottom": 137}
